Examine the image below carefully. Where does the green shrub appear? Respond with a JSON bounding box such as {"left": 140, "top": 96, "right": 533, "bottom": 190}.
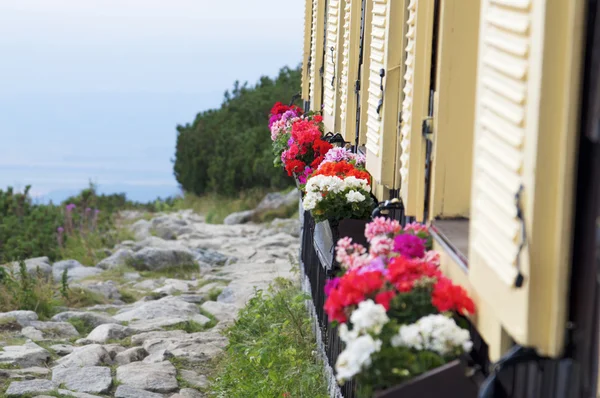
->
{"left": 173, "top": 66, "right": 300, "bottom": 196}
{"left": 209, "top": 279, "right": 328, "bottom": 398}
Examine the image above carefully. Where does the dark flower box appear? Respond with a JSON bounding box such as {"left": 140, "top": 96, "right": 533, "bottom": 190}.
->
{"left": 373, "top": 360, "right": 479, "bottom": 398}
{"left": 313, "top": 218, "right": 370, "bottom": 272}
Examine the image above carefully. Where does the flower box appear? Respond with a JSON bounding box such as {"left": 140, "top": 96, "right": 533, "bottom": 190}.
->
{"left": 373, "top": 359, "right": 478, "bottom": 398}
{"left": 313, "top": 218, "right": 370, "bottom": 271}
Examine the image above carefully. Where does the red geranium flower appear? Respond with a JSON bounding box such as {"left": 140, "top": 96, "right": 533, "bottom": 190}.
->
{"left": 375, "top": 290, "right": 396, "bottom": 310}
{"left": 284, "top": 159, "right": 306, "bottom": 176}
{"left": 387, "top": 256, "right": 441, "bottom": 292}
{"left": 432, "top": 277, "right": 475, "bottom": 315}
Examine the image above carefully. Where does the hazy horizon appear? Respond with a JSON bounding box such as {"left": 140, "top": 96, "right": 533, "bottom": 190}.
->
{"left": 0, "top": 0, "right": 304, "bottom": 202}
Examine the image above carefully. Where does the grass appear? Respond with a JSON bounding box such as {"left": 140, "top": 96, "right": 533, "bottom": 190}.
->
{"left": 59, "top": 226, "right": 136, "bottom": 267}
{"left": 208, "top": 278, "right": 328, "bottom": 398}
{"left": 171, "top": 190, "right": 270, "bottom": 224}
{"left": 206, "top": 287, "right": 223, "bottom": 302}
{"left": 138, "top": 264, "right": 201, "bottom": 281}
{"left": 67, "top": 318, "right": 97, "bottom": 336}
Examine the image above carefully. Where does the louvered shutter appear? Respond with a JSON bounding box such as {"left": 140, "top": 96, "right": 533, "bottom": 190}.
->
{"left": 468, "top": 0, "right": 584, "bottom": 356}
{"left": 338, "top": 0, "right": 361, "bottom": 141}
{"left": 398, "top": 0, "right": 435, "bottom": 220}
{"left": 322, "top": 0, "right": 344, "bottom": 133}
{"left": 301, "top": 0, "right": 313, "bottom": 102}
{"left": 309, "top": 0, "right": 326, "bottom": 111}
{"left": 363, "top": 0, "right": 406, "bottom": 187}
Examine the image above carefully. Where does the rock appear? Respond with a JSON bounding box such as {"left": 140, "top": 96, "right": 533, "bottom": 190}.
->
{"left": 255, "top": 232, "right": 296, "bottom": 249}
{"left": 103, "top": 344, "right": 127, "bottom": 360}
{"left": 53, "top": 344, "right": 111, "bottom": 368}
{"left": 0, "top": 311, "right": 38, "bottom": 327}
{"left": 124, "top": 272, "right": 141, "bottom": 281}
{"left": 57, "top": 266, "right": 104, "bottom": 282}
{"left": 53, "top": 259, "right": 83, "bottom": 274}
{"left": 133, "top": 279, "right": 162, "bottom": 290}
{"left": 142, "top": 349, "right": 173, "bottom": 363}
{"left": 77, "top": 280, "right": 121, "bottom": 300}
{"left": 196, "top": 282, "right": 222, "bottom": 295}
{"left": 200, "top": 301, "right": 238, "bottom": 323}
{"left": 130, "top": 219, "right": 152, "bottom": 241}
{"left": 6, "top": 257, "right": 52, "bottom": 278}
{"left": 52, "top": 366, "right": 112, "bottom": 394}
{"left": 130, "top": 330, "right": 187, "bottom": 346}
{"left": 114, "top": 347, "right": 147, "bottom": 365}
{"left": 0, "top": 342, "right": 51, "bottom": 367}
{"left": 132, "top": 237, "right": 187, "bottom": 251}
{"left": 5, "top": 379, "right": 56, "bottom": 397}
{"left": 114, "top": 296, "right": 200, "bottom": 323}
{"left": 49, "top": 344, "right": 74, "bottom": 356}
{"left": 2, "top": 366, "right": 51, "bottom": 379}
{"left": 223, "top": 210, "right": 254, "bottom": 225}
{"left": 21, "top": 321, "right": 79, "bottom": 341}
{"left": 142, "top": 331, "right": 226, "bottom": 361}
{"left": 126, "top": 313, "right": 210, "bottom": 332}
{"left": 178, "top": 294, "right": 205, "bottom": 304}
{"left": 96, "top": 249, "right": 134, "bottom": 270}
{"left": 179, "top": 369, "right": 208, "bottom": 389}
{"left": 56, "top": 389, "right": 104, "bottom": 398}
{"left": 216, "top": 287, "right": 235, "bottom": 303}
{"left": 255, "top": 189, "right": 300, "bottom": 212}
{"left": 171, "top": 388, "right": 206, "bottom": 398}
{"left": 150, "top": 216, "right": 193, "bottom": 240}
{"left": 116, "top": 361, "right": 178, "bottom": 393}
{"left": 193, "top": 248, "right": 230, "bottom": 266}
{"left": 114, "top": 385, "right": 164, "bottom": 398}
{"left": 51, "top": 311, "right": 116, "bottom": 328}
{"left": 152, "top": 279, "right": 192, "bottom": 295}
{"left": 129, "top": 248, "right": 196, "bottom": 271}
{"left": 86, "top": 324, "right": 132, "bottom": 343}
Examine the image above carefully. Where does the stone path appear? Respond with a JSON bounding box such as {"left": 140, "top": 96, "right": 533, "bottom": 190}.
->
{"left": 0, "top": 210, "right": 300, "bottom": 397}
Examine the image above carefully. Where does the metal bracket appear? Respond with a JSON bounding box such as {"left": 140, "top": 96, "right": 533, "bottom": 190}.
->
{"left": 330, "top": 47, "right": 336, "bottom": 87}
{"left": 323, "top": 132, "right": 349, "bottom": 147}
{"left": 422, "top": 117, "right": 433, "bottom": 138}
{"left": 355, "top": 79, "right": 361, "bottom": 94}
{"left": 376, "top": 68, "right": 386, "bottom": 115}
{"left": 372, "top": 197, "right": 404, "bottom": 221}
{"left": 288, "top": 93, "right": 301, "bottom": 107}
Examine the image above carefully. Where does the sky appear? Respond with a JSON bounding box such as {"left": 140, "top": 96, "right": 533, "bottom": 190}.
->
{"left": 0, "top": 0, "right": 304, "bottom": 202}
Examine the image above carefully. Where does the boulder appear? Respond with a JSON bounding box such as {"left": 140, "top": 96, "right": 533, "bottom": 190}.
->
{"left": 0, "top": 311, "right": 38, "bottom": 327}
{"left": 270, "top": 218, "right": 301, "bottom": 238}
{"left": 96, "top": 249, "right": 134, "bottom": 270}
{"left": 126, "top": 314, "right": 210, "bottom": 333}
{"left": 193, "top": 248, "right": 230, "bottom": 266}
{"left": 223, "top": 210, "right": 254, "bottom": 225}
{"left": 129, "top": 248, "right": 196, "bottom": 271}
{"left": 130, "top": 330, "right": 187, "bottom": 346}
{"left": 179, "top": 369, "right": 208, "bottom": 389}
{"left": 86, "top": 324, "right": 133, "bottom": 343}
{"left": 49, "top": 344, "right": 74, "bottom": 356}
{"left": 6, "top": 257, "right": 52, "bottom": 278}
{"left": 57, "top": 266, "right": 103, "bottom": 282}
{"left": 115, "top": 385, "right": 164, "bottom": 398}
{"left": 75, "top": 280, "right": 121, "bottom": 300}
{"left": 170, "top": 389, "right": 206, "bottom": 398}
{"left": 51, "top": 311, "right": 116, "bottom": 328}
{"left": 114, "top": 297, "right": 199, "bottom": 323}
{"left": 0, "top": 342, "right": 51, "bottom": 367}
{"left": 129, "top": 219, "right": 152, "bottom": 241}
{"left": 5, "top": 379, "right": 56, "bottom": 397}
{"left": 53, "top": 344, "right": 111, "bottom": 368}
{"left": 56, "top": 389, "right": 105, "bottom": 398}
{"left": 102, "top": 344, "right": 127, "bottom": 360}
{"left": 216, "top": 286, "right": 235, "bottom": 303}
{"left": 21, "top": 321, "right": 79, "bottom": 341}
{"left": 116, "top": 361, "right": 178, "bottom": 393}
{"left": 1, "top": 366, "right": 51, "bottom": 379}
{"left": 114, "top": 347, "right": 147, "bottom": 365}
{"left": 142, "top": 349, "right": 173, "bottom": 363}
{"left": 200, "top": 301, "right": 238, "bottom": 323}
{"left": 52, "top": 366, "right": 112, "bottom": 394}
{"left": 132, "top": 237, "right": 187, "bottom": 252}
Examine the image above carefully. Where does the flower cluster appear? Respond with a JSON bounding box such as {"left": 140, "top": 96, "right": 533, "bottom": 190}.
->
{"left": 302, "top": 175, "right": 374, "bottom": 222}
{"left": 318, "top": 147, "right": 366, "bottom": 169}
{"left": 268, "top": 102, "right": 303, "bottom": 130}
{"left": 280, "top": 118, "right": 332, "bottom": 176}
{"left": 324, "top": 218, "right": 475, "bottom": 392}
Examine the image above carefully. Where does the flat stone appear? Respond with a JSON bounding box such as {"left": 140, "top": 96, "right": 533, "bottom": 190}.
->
{"left": 86, "top": 323, "right": 132, "bottom": 343}
{"left": 51, "top": 311, "right": 117, "bottom": 328}
{"left": 0, "top": 341, "right": 51, "bottom": 367}
{"left": 96, "top": 249, "right": 134, "bottom": 270}
{"left": 170, "top": 389, "right": 206, "bottom": 398}
{"left": 0, "top": 311, "right": 38, "bottom": 327}
{"left": 129, "top": 247, "right": 197, "bottom": 271}
{"left": 142, "top": 331, "right": 226, "bottom": 361}
{"left": 216, "top": 286, "right": 235, "bottom": 303}
{"left": 114, "top": 296, "right": 200, "bottom": 323}
{"left": 200, "top": 301, "right": 238, "bottom": 322}
{"left": 142, "top": 349, "right": 173, "bottom": 363}
{"left": 49, "top": 344, "right": 74, "bottom": 356}
{"left": 53, "top": 344, "right": 111, "bottom": 368}
{"left": 2, "top": 366, "right": 51, "bottom": 379}
{"left": 114, "top": 384, "right": 164, "bottom": 398}
{"left": 178, "top": 294, "right": 205, "bottom": 304}
{"left": 132, "top": 279, "right": 162, "bottom": 290}
{"left": 179, "top": 369, "right": 208, "bottom": 388}
{"left": 130, "top": 330, "right": 187, "bottom": 346}
{"left": 58, "top": 266, "right": 104, "bottom": 282}
{"left": 116, "top": 361, "right": 178, "bottom": 393}
{"left": 76, "top": 280, "right": 121, "bottom": 300}
{"left": 52, "top": 366, "right": 112, "bottom": 394}
{"left": 5, "top": 379, "right": 56, "bottom": 397}
{"left": 56, "top": 390, "right": 104, "bottom": 398}
{"left": 114, "top": 347, "right": 147, "bottom": 365}
{"left": 22, "top": 321, "right": 79, "bottom": 341}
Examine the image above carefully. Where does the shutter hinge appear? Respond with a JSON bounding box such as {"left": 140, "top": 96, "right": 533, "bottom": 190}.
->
{"left": 319, "top": 66, "right": 324, "bottom": 78}
{"left": 354, "top": 79, "right": 360, "bottom": 94}
{"left": 421, "top": 117, "right": 433, "bottom": 138}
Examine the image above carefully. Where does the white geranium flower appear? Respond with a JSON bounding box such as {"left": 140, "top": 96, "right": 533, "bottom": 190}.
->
{"left": 345, "top": 190, "right": 366, "bottom": 203}
{"left": 338, "top": 323, "right": 359, "bottom": 344}
{"left": 349, "top": 299, "right": 389, "bottom": 335}
{"left": 335, "top": 334, "right": 382, "bottom": 384}
{"left": 390, "top": 314, "right": 472, "bottom": 356}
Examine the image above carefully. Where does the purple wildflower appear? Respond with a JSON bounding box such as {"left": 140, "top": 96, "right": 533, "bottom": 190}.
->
{"left": 65, "top": 203, "right": 76, "bottom": 211}
{"left": 57, "top": 226, "right": 64, "bottom": 233}
{"left": 287, "top": 138, "right": 294, "bottom": 146}
{"left": 393, "top": 234, "right": 426, "bottom": 259}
